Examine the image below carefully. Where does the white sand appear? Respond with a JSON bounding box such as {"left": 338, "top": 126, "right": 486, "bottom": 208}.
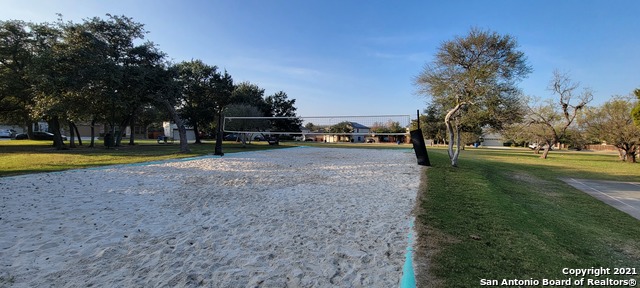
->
{"left": 0, "top": 147, "right": 420, "bottom": 287}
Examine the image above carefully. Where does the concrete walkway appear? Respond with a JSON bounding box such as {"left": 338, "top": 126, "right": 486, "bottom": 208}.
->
{"left": 562, "top": 178, "right": 640, "bottom": 221}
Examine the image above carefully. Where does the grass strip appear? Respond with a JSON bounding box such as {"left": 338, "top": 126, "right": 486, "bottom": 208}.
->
{"left": 417, "top": 148, "right": 640, "bottom": 287}
{"left": 0, "top": 140, "right": 285, "bottom": 177}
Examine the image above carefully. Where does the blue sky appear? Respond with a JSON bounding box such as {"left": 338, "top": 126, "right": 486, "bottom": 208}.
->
{"left": 2, "top": 0, "right": 639, "bottom": 117}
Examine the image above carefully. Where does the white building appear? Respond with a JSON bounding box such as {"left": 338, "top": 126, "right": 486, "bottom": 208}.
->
{"left": 480, "top": 131, "right": 505, "bottom": 147}
{"left": 324, "top": 122, "right": 371, "bottom": 143}
{"left": 162, "top": 122, "right": 196, "bottom": 142}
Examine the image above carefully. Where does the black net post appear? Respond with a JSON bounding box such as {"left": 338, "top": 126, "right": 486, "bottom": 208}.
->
{"left": 411, "top": 129, "right": 430, "bottom": 166}
{"left": 411, "top": 110, "right": 430, "bottom": 166}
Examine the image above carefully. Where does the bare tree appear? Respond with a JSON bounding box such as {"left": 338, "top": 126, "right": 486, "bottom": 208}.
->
{"left": 527, "top": 70, "right": 592, "bottom": 159}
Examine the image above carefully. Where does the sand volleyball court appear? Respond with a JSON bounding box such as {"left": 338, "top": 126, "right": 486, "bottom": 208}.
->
{"left": 0, "top": 147, "right": 420, "bottom": 287}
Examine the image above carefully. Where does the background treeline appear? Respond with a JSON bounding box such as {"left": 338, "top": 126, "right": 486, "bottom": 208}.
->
{"left": 412, "top": 28, "right": 640, "bottom": 164}
{"left": 0, "top": 14, "right": 299, "bottom": 153}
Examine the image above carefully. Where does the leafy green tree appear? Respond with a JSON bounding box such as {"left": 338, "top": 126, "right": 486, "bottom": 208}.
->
{"left": 632, "top": 89, "right": 640, "bottom": 127}
{"left": 0, "top": 20, "right": 38, "bottom": 136}
{"left": 265, "top": 91, "right": 301, "bottom": 132}
{"left": 27, "top": 20, "right": 71, "bottom": 149}
{"left": 232, "top": 81, "right": 268, "bottom": 113}
{"left": 174, "top": 60, "right": 219, "bottom": 144}
{"left": 79, "top": 14, "right": 150, "bottom": 147}
{"left": 136, "top": 103, "right": 165, "bottom": 139}
{"left": 304, "top": 122, "right": 317, "bottom": 131}
{"left": 224, "top": 104, "right": 268, "bottom": 147}
{"left": 415, "top": 28, "right": 531, "bottom": 166}
{"left": 330, "top": 121, "right": 353, "bottom": 142}
{"left": 208, "top": 70, "right": 235, "bottom": 155}
{"left": 410, "top": 106, "right": 447, "bottom": 144}
{"left": 581, "top": 96, "right": 640, "bottom": 162}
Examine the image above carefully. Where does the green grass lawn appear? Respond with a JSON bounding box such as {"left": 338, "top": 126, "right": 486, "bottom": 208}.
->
{"left": 417, "top": 147, "right": 640, "bottom": 287}
{"left": 0, "top": 139, "right": 285, "bottom": 177}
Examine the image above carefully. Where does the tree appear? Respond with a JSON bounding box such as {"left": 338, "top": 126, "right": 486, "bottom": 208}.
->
{"left": 174, "top": 60, "right": 219, "bottom": 144}
{"left": 224, "top": 104, "right": 268, "bottom": 147}
{"left": 410, "top": 106, "right": 448, "bottom": 144}
{"left": 265, "top": 91, "right": 301, "bottom": 132}
{"left": 0, "top": 20, "right": 38, "bottom": 137}
{"left": 136, "top": 103, "right": 165, "bottom": 140}
{"left": 329, "top": 121, "right": 353, "bottom": 142}
{"left": 581, "top": 96, "right": 640, "bottom": 162}
{"left": 527, "top": 71, "right": 592, "bottom": 159}
{"left": 28, "top": 20, "right": 69, "bottom": 149}
{"left": 632, "top": 89, "right": 640, "bottom": 128}
{"left": 305, "top": 122, "right": 317, "bottom": 131}
{"left": 232, "top": 81, "right": 268, "bottom": 113}
{"left": 370, "top": 122, "right": 390, "bottom": 133}
{"left": 208, "top": 70, "right": 235, "bottom": 155}
{"left": 415, "top": 28, "right": 531, "bottom": 166}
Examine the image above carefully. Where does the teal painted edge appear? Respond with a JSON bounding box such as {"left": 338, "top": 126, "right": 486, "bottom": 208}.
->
{"left": 400, "top": 218, "right": 416, "bottom": 288}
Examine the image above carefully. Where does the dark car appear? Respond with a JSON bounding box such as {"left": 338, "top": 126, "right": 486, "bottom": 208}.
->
{"left": 15, "top": 131, "right": 67, "bottom": 141}
{"left": 224, "top": 134, "right": 239, "bottom": 141}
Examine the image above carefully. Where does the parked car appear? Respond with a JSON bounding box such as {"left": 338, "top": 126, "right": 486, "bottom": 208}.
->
{"left": 0, "top": 129, "right": 17, "bottom": 138}
{"left": 366, "top": 138, "right": 376, "bottom": 143}
{"left": 528, "top": 143, "right": 553, "bottom": 150}
{"left": 224, "top": 134, "right": 239, "bottom": 141}
{"left": 15, "top": 131, "right": 67, "bottom": 141}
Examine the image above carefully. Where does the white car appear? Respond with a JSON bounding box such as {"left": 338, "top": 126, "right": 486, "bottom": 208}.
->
{"left": 0, "top": 129, "right": 17, "bottom": 138}
{"left": 528, "top": 143, "right": 553, "bottom": 150}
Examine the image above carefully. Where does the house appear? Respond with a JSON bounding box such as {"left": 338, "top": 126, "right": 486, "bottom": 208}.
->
{"left": 163, "top": 121, "right": 196, "bottom": 142}
{"left": 480, "top": 131, "right": 505, "bottom": 147}
{"left": 324, "top": 122, "right": 370, "bottom": 143}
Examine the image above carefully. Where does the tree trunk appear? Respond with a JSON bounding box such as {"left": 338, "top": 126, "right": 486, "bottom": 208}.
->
{"left": 24, "top": 120, "right": 34, "bottom": 139}
{"left": 69, "top": 122, "right": 76, "bottom": 148}
{"left": 89, "top": 118, "right": 96, "bottom": 148}
{"left": 617, "top": 144, "right": 637, "bottom": 163}
{"left": 129, "top": 116, "right": 135, "bottom": 146}
{"left": 72, "top": 123, "right": 82, "bottom": 146}
{"left": 630, "top": 145, "right": 638, "bottom": 163}
{"left": 159, "top": 99, "right": 190, "bottom": 153}
{"left": 193, "top": 122, "right": 202, "bottom": 144}
{"left": 540, "top": 139, "right": 557, "bottom": 159}
{"left": 451, "top": 125, "right": 462, "bottom": 167}
{"left": 540, "top": 147, "right": 551, "bottom": 159}
{"left": 444, "top": 103, "right": 464, "bottom": 167}
{"left": 627, "top": 152, "right": 636, "bottom": 163}
{"left": 617, "top": 148, "right": 627, "bottom": 161}
{"left": 49, "top": 117, "right": 66, "bottom": 150}
{"left": 115, "top": 117, "right": 129, "bottom": 147}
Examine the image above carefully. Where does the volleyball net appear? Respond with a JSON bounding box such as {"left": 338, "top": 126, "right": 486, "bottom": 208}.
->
{"left": 223, "top": 115, "right": 411, "bottom": 142}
